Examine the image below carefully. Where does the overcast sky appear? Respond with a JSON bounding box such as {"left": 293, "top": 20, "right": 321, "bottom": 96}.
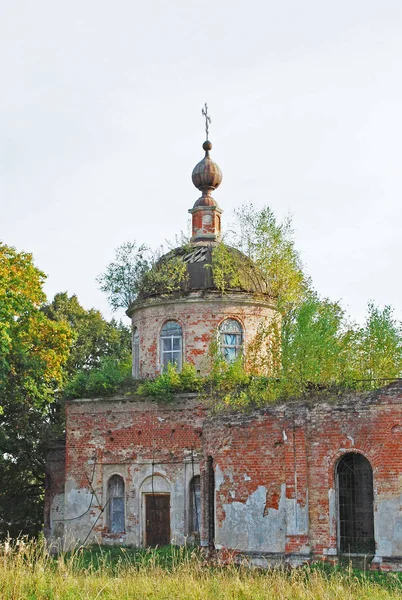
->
{"left": 1, "top": 1, "right": 401, "bottom": 324}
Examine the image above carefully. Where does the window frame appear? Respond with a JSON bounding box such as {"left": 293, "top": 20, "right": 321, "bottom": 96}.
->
{"left": 219, "top": 318, "right": 243, "bottom": 363}
{"left": 107, "top": 474, "right": 125, "bottom": 534}
{"left": 160, "top": 320, "right": 183, "bottom": 372}
{"left": 189, "top": 475, "right": 201, "bottom": 536}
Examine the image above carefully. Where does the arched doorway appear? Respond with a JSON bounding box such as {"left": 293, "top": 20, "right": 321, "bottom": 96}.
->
{"left": 140, "top": 474, "right": 171, "bottom": 547}
{"left": 337, "top": 453, "right": 375, "bottom": 554}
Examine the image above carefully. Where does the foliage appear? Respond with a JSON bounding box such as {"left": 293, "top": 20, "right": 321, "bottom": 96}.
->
{"left": 42, "top": 292, "right": 131, "bottom": 375}
{"left": 136, "top": 298, "right": 402, "bottom": 407}
{"left": 0, "top": 247, "right": 134, "bottom": 537}
{"left": 136, "top": 362, "right": 202, "bottom": 400}
{"left": 212, "top": 203, "right": 309, "bottom": 312}
{"left": 63, "top": 356, "right": 133, "bottom": 399}
{"left": 140, "top": 249, "right": 189, "bottom": 298}
{"left": 281, "top": 294, "right": 351, "bottom": 386}
{"left": 0, "top": 538, "right": 402, "bottom": 599}
{"left": 281, "top": 298, "right": 402, "bottom": 391}
{"left": 245, "top": 319, "right": 282, "bottom": 377}
{"left": 0, "top": 244, "right": 72, "bottom": 538}
{"left": 97, "top": 242, "right": 153, "bottom": 310}
{"left": 209, "top": 243, "right": 241, "bottom": 294}
{"left": 98, "top": 242, "right": 191, "bottom": 311}
{"left": 358, "top": 303, "right": 402, "bottom": 382}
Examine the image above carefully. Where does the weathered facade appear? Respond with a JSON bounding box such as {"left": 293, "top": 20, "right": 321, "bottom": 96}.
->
{"left": 45, "top": 136, "right": 402, "bottom": 570}
{"left": 46, "top": 384, "right": 402, "bottom": 570}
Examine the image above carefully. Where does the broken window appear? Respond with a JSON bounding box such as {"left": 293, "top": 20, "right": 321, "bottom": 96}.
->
{"left": 107, "top": 474, "right": 125, "bottom": 533}
{"left": 189, "top": 475, "right": 201, "bottom": 535}
{"left": 337, "top": 453, "right": 375, "bottom": 554}
{"left": 219, "top": 319, "right": 243, "bottom": 362}
{"left": 160, "top": 321, "right": 183, "bottom": 372}
{"left": 133, "top": 326, "right": 140, "bottom": 378}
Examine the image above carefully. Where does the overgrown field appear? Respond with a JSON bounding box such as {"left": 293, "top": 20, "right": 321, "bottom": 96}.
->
{"left": 1, "top": 539, "right": 402, "bottom": 600}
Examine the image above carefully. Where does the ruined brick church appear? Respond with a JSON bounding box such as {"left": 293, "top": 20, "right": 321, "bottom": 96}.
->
{"left": 45, "top": 134, "right": 402, "bottom": 570}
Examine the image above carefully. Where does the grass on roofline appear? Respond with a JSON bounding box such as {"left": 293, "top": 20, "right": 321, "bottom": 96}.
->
{"left": 1, "top": 538, "right": 402, "bottom": 599}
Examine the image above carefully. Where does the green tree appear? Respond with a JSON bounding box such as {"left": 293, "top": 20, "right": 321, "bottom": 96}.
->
{"left": 97, "top": 242, "right": 152, "bottom": 310}
{"left": 281, "top": 295, "right": 350, "bottom": 387}
{"left": 357, "top": 303, "right": 402, "bottom": 382}
{"left": 98, "top": 241, "right": 190, "bottom": 312}
{"left": 42, "top": 292, "right": 131, "bottom": 376}
{"left": 212, "top": 203, "right": 309, "bottom": 312}
{"left": 0, "top": 243, "right": 72, "bottom": 538}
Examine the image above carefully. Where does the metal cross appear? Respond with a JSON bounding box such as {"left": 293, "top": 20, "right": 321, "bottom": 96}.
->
{"left": 202, "top": 103, "right": 211, "bottom": 140}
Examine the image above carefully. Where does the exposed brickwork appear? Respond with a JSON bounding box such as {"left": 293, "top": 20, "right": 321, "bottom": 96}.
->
{"left": 62, "top": 396, "right": 204, "bottom": 546}
{"left": 46, "top": 382, "right": 402, "bottom": 569}
{"left": 201, "top": 383, "right": 402, "bottom": 567}
{"left": 131, "top": 292, "right": 277, "bottom": 377}
{"left": 190, "top": 208, "right": 221, "bottom": 241}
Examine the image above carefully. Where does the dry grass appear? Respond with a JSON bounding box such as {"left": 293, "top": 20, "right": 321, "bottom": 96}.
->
{"left": 0, "top": 538, "right": 401, "bottom": 600}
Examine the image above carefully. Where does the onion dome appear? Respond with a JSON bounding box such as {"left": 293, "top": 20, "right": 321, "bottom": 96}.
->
{"left": 189, "top": 140, "right": 223, "bottom": 243}
{"left": 192, "top": 141, "right": 223, "bottom": 200}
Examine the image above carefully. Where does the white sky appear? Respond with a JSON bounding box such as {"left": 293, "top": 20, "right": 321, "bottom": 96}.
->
{"left": 1, "top": 1, "right": 401, "bottom": 325}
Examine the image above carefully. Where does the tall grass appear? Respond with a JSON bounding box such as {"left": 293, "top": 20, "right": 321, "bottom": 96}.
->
{"left": 1, "top": 538, "right": 401, "bottom": 599}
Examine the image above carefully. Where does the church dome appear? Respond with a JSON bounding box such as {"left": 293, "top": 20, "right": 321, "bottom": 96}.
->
{"left": 191, "top": 141, "right": 222, "bottom": 200}
{"left": 136, "top": 242, "right": 269, "bottom": 301}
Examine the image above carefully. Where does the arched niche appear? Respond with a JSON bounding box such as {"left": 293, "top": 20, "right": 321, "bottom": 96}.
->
{"left": 140, "top": 474, "right": 171, "bottom": 495}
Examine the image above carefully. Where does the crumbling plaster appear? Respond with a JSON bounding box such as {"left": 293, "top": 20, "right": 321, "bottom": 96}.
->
{"left": 130, "top": 292, "right": 277, "bottom": 377}
{"left": 45, "top": 382, "right": 402, "bottom": 570}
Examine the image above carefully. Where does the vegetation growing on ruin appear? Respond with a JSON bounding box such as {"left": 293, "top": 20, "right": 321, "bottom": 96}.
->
{"left": 97, "top": 241, "right": 191, "bottom": 310}
{"left": 97, "top": 205, "right": 308, "bottom": 310}
{"left": 211, "top": 203, "right": 308, "bottom": 310}
{"left": 0, "top": 537, "right": 402, "bottom": 600}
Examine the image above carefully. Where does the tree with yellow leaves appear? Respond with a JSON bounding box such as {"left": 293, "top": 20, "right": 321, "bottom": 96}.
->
{"left": 0, "top": 243, "right": 72, "bottom": 538}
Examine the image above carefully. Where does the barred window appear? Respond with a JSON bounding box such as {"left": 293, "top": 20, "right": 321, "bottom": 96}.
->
{"left": 133, "top": 327, "right": 140, "bottom": 378}
{"left": 160, "top": 321, "right": 183, "bottom": 372}
{"left": 107, "top": 475, "right": 125, "bottom": 533}
{"left": 219, "top": 319, "right": 243, "bottom": 362}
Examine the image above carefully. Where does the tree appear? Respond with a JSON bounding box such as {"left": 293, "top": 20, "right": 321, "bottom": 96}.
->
{"left": 97, "top": 242, "right": 153, "bottom": 311}
{"left": 0, "top": 243, "right": 72, "bottom": 538}
{"left": 42, "top": 293, "right": 133, "bottom": 401}
{"left": 281, "top": 294, "right": 351, "bottom": 386}
{"left": 357, "top": 303, "right": 402, "bottom": 382}
{"left": 281, "top": 296, "right": 402, "bottom": 391}
{"left": 42, "top": 292, "right": 131, "bottom": 376}
{"left": 212, "top": 203, "right": 309, "bottom": 312}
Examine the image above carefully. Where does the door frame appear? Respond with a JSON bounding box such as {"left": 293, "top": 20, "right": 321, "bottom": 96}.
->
{"left": 335, "top": 452, "right": 375, "bottom": 555}
{"left": 143, "top": 492, "right": 171, "bottom": 547}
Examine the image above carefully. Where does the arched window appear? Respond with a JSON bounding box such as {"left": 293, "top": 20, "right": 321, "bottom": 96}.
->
{"left": 133, "top": 327, "right": 140, "bottom": 378}
{"left": 107, "top": 475, "right": 125, "bottom": 533}
{"left": 219, "top": 319, "right": 243, "bottom": 362}
{"left": 160, "top": 321, "right": 183, "bottom": 371}
{"left": 337, "top": 453, "right": 375, "bottom": 554}
{"left": 189, "top": 475, "right": 201, "bottom": 535}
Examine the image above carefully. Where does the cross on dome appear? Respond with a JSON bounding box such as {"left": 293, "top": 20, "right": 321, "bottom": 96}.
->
{"left": 189, "top": 106, "right": 223, "bottom": 244}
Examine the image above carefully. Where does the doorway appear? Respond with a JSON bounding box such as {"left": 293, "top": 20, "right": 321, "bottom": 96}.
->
{"left": 145, "top": 494, "right": 170, "bottom": 547}
{"left": 337, "top": 453, "right": 375, "bottom": 554}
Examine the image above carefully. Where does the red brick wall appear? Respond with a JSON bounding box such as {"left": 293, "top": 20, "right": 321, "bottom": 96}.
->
{"left": 202, "top": 383, "right": 402, "bottom": 564}
{"left": 131, "top": 292, "right": 277, "bottom": 378}
{"left": 49, "top": 383, "right": 402, "bottom": 568}
{"left": 63, "top": 396, "right": 205, "bottom": 546}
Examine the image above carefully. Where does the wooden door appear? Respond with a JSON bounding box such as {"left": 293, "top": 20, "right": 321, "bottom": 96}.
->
{"left": 145, "top": 494, "right": 170, "bottom": 547}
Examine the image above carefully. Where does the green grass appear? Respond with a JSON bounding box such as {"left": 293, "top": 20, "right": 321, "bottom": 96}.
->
{"left": 1, "top": 538, "right": 402, "bottom": 599}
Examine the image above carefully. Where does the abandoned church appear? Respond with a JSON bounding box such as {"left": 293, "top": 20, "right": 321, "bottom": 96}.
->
{"left": 45, "top": 134, "right": 402, "bottom": 571}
